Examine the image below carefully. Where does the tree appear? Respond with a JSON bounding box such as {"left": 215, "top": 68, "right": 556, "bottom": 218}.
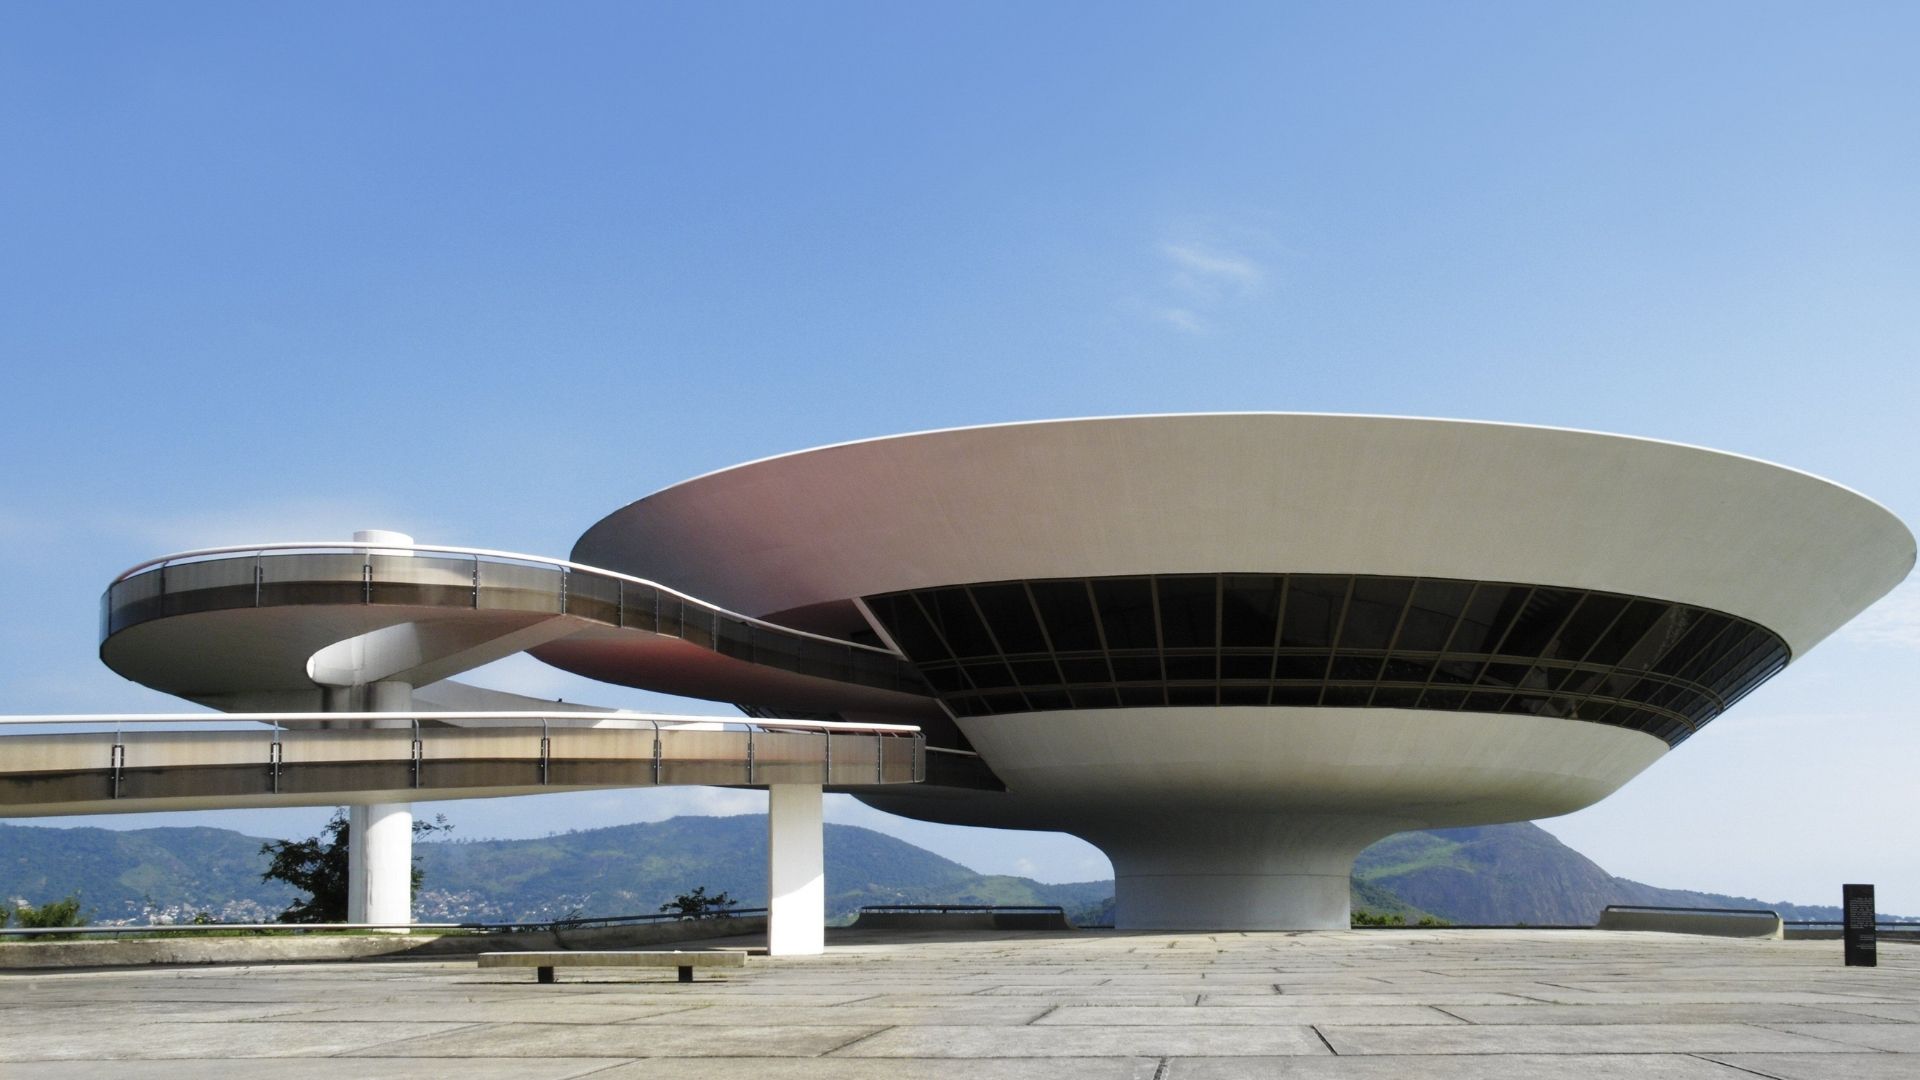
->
{"left": 660, "top": 886, "right": 738, "bottom": 920}
{"left": 13, "top": 895, "right": 86, "bottom": 937}
{"left": 259, "top": 810, "right": 451, "bottom": 923}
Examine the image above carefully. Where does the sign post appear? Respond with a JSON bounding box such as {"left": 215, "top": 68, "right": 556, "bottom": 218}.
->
{"left": 1843, "top": 883, "right": 1876, "bottom": 968}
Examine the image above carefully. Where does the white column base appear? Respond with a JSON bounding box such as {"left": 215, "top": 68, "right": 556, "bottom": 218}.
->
{"left": 1088, "top": 812, "right": 1396, "bottom": 931}
{"left": 349, "top": 802, "right": 413, "bottom": 931}
{"left": 1115, "top": 872, "right": 1352, "bottom": 930}
{"left": 767, "top": 783, "right": 825, "bottom": 955}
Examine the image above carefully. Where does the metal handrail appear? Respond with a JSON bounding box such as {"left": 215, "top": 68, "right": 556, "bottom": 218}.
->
{"left": 0, "top": 710, "right": 920, "bottom": 735}
{"left": 1600, "top": 904, "right": 1780, "bottom": 917}
{"left": 856, "top": 904, "right": 1067, "bottom": 914}
{"left": 0, "top": 908, "right": 774, "bottom": 938}
{"left": 109, "top": 541, "right": 903, "bottom": 658}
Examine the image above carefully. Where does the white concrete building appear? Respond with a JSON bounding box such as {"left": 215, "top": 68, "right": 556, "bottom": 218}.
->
{"left": 29, "top": 414, "right": 1916, "bottom": 934}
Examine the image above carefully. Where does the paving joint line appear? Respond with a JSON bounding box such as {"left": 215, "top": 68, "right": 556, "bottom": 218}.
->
{"left": 1309, "top": 1023, "right": 1338, "bottom": 1055}
{"left": 564, "top": 1059, "right": 648, "bottom": 1079}
{"left": 817, "top": 1026, "right": 893, "bottom": 1056}
{"left": 319, "top": 1019, "right": 489, "bottom": 1057}
{"left": 1689, "top": 1053, "right": 1790, "bottom": 1079}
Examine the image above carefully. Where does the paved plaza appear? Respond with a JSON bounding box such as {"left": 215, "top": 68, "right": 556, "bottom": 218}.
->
{"left": 2, "top": 929, "right": 1916, "bottom": 1078}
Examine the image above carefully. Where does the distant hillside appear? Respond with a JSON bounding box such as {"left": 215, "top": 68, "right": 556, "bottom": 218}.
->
{"left": 412, "top": 815, "right": 1112, "bottom": 923}
{"left": 0, "top": 815, "right": 1886, "bottom": 927}
{"left": 0, "top": 817, "right": 1108, "bottom": 925}
{"left": 0, "top": 824, "right": 296, "bottom": 924}
{"left": 1355, "top": 822, "right": 1860, "bottom": 925}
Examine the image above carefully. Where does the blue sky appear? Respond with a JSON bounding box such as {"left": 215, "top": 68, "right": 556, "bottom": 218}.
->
{"left": 2, "top": 2, "right": 1916, "bottom": 907}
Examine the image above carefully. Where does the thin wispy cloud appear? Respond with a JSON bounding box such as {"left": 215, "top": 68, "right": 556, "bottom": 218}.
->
{"left": 1841, "top": 578, "right": 1920, "bottom": 651}
{"left": 1154, "top": 306, "right": 1207, "bottom": 333}
{"left": 1163, "top": 242, "right": 1263, "bottom": 296}
{"left": 1146, "top": 238, "right": 1267, "bottom": 334}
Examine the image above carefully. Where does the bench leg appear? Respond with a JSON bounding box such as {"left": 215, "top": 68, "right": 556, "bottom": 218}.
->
{"left": 678, "top": 965, "right": 693, "bottom": 983}
{"left": 537, "top": 966, "right": 555, "bottom": 984}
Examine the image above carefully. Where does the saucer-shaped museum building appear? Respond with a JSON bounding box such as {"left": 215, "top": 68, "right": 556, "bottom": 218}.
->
{"left": 554, "top": 414, "right": 1913, "bottom": 930}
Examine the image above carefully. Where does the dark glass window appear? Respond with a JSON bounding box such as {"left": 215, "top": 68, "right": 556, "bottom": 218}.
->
{"left": 1220, "top": 576, "right": 1283, "bottom": 647}
{"left": 971, "top": 583, "right": 1049, "bottom": 655}
{"left": 1093, "top": 578, "right": 1158, "bottom": 650}
{"left": 1585, "top": 599, "right": 1665, "bottom": 667}
{"left": 1029, "top": 580, "right": 1102, "bottom": 651}
{"left": 1394, "top": 580, "right": 1471, "bottom": 652}
{"left": 1549, "top": 593, "right": 1626, "bottom": 662}
{"left": 1340, "top": 578, "right": 1412, "bottom": 651}
{"left": 1499, "top": 589, "right": 1580, "bottom": 657}
{"left": 1281, "top": 576, "right": 1346, "bottom": 647}
{"left": 867, "top": 594, "right": 948, "bottom": 660}
{"left": 923, "top": 588, "right": 996, "bottom": 658}
{"left": 1156, "top": 576, "right": 1218, "bottom": 649}
{"left": 1448, "top": 585, "right": 1523, "bottom": 654}
{"left": 863, "top": 572, "right": 1788, "bottom": 749}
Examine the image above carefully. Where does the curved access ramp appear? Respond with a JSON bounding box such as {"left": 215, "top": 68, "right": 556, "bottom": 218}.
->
{"left": 0, "top": 711, "right": 922, "bottom": 818}
{"left": 101, "top": 542, "right": 942, "bottom": 720}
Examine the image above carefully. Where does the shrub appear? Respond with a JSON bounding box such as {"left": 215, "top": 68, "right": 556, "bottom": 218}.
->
{"left": 660, "top": 886, "right": 738, "bottom": 920}
{"left": 15, "top": 895, "right": 86, "bottom": 935}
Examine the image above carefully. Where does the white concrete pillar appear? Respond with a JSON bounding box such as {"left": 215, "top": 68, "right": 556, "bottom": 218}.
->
{"left": 1086, "top": 812, "right": 1394, "bottom": 931}
{"left": 767, "top": 783, "right": 825, "bottom": 955}
{"left": 348, "top": 678, "right": 413, "bottom": 929}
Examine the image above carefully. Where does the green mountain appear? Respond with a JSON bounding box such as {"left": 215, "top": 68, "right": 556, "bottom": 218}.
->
{"left": 0, "top": 816, "right": 1109, "bottom": 926}
{"left": 0, "top": 815, "right": 1881, "bottom": 928}
{"left": 0, "top": 824, "right": 297, "bottom": 924}
{"left": 411, "top": 815, "right": 1112, "bottom": 924}
{"left": 1354, "top": 822, "right": 1863, "bottom": 925}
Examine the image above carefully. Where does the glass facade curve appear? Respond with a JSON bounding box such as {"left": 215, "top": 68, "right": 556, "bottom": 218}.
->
{"left": 863, "top": 573, "right": 1790, "bottom": 747}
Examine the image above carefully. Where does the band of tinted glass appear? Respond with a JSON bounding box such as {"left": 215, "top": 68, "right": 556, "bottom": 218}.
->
{"left": 863, "top": 574, "right": 1789, "bottom": 747}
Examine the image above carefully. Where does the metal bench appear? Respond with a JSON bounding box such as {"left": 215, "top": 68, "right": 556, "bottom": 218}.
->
{"left": 479, "top": 949, "right": 750, "bottom": 983}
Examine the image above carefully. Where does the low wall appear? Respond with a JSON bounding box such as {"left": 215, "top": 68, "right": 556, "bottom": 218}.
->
{"left": 1596, "top": 906, "right": 1783, "bottom": 939}
{"left": 848, "top": 911, "right": 1075, "bottom": 932}
{"left": 0, "top": 915, "right": 767, "bottom": 971}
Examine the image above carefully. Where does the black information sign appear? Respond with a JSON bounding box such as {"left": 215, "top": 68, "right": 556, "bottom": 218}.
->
{"left": 1843, "top": 883, "right": 1876, "bottom": 968}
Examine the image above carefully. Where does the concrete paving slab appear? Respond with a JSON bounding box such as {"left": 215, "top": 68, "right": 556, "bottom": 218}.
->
{"left": 830, "top": 1024, "right": 1330, "bottom": 1058}
{"left": 1441, "top": 1003, "right": 1888, "bottom": 1026}
{"left": 2, "top": 1058, "right": 619, "bottom": 1080}
{"left": 289, "top": 1000, "right": 699, "bottom": 1023}
{"left": 1197, "top": 992, "right": 1544, "bottom": 1007}
{"left": 1318, "top": 1022, "right": 1870, "bottom": 1055}
{"left": 619, "top": 1004, "right": 1053, "bottom": 1026}
{"left": 354, "top": 1021, "right": 883, "bottom": 1058}
{"left": 1704, "top": 1053, "right": 1920, "bottom": 1079}
{"left": 1037, "top": 1005, "right": 1461, "bottom": 1026}
{"left": 1811, "top": 1001, "right": 1920, "bottom": 1022}
{"left": 1166, "top": 1054, "right": 1757, "bottom": 1078}
{"left": 0, "top": 930, "right": 1912, "bottom": 1075}
{"left": 1764, "top": 1022, "right": 1920, "bottom": 1052}
{"left": 591, "top": 1059, "right": 1162, "bottom": 1079}
{"left": 0, "top": 1020, "right": 474, "bottom": 1061}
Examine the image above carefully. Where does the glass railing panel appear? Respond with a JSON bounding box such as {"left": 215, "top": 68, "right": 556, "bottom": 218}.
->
{"left": 714, "top": 616, "right": 755, "bottom": 660}
{"left": 679, "top": 603, "right": 715, "bottom": 648}
{"left": 158, "top": 555, "right": 259, "bottom": 617}
{"left": 620, "top": 581, "right": 659, "bottom": 632}
{"left": 106, "top": 571, "right": 164, "bottom": 635}
{"left": 564, "top": 571, "right": 621, "bottom": 625}
{"left": 367, "top": 554, "right": 476, "bottom": 608}
{"left": 258, "top": 553, "right": 367, "bottom": 606}
{"left": 749, "top": 731, "right": 829, "bottom": 785}
{"left": 475, "top": 560, "right": 564, "bottom": 613}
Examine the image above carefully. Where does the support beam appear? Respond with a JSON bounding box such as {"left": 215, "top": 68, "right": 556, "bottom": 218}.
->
{"left": 767, "top": 783, "right": 825, "bottom": 955}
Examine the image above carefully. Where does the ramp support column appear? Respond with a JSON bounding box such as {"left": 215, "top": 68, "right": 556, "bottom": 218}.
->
{"left": 767, "top": 783, "right": 825, "bottom": 955}
{"left": 348, "top": 677, "right": 414, "bottom": 930}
